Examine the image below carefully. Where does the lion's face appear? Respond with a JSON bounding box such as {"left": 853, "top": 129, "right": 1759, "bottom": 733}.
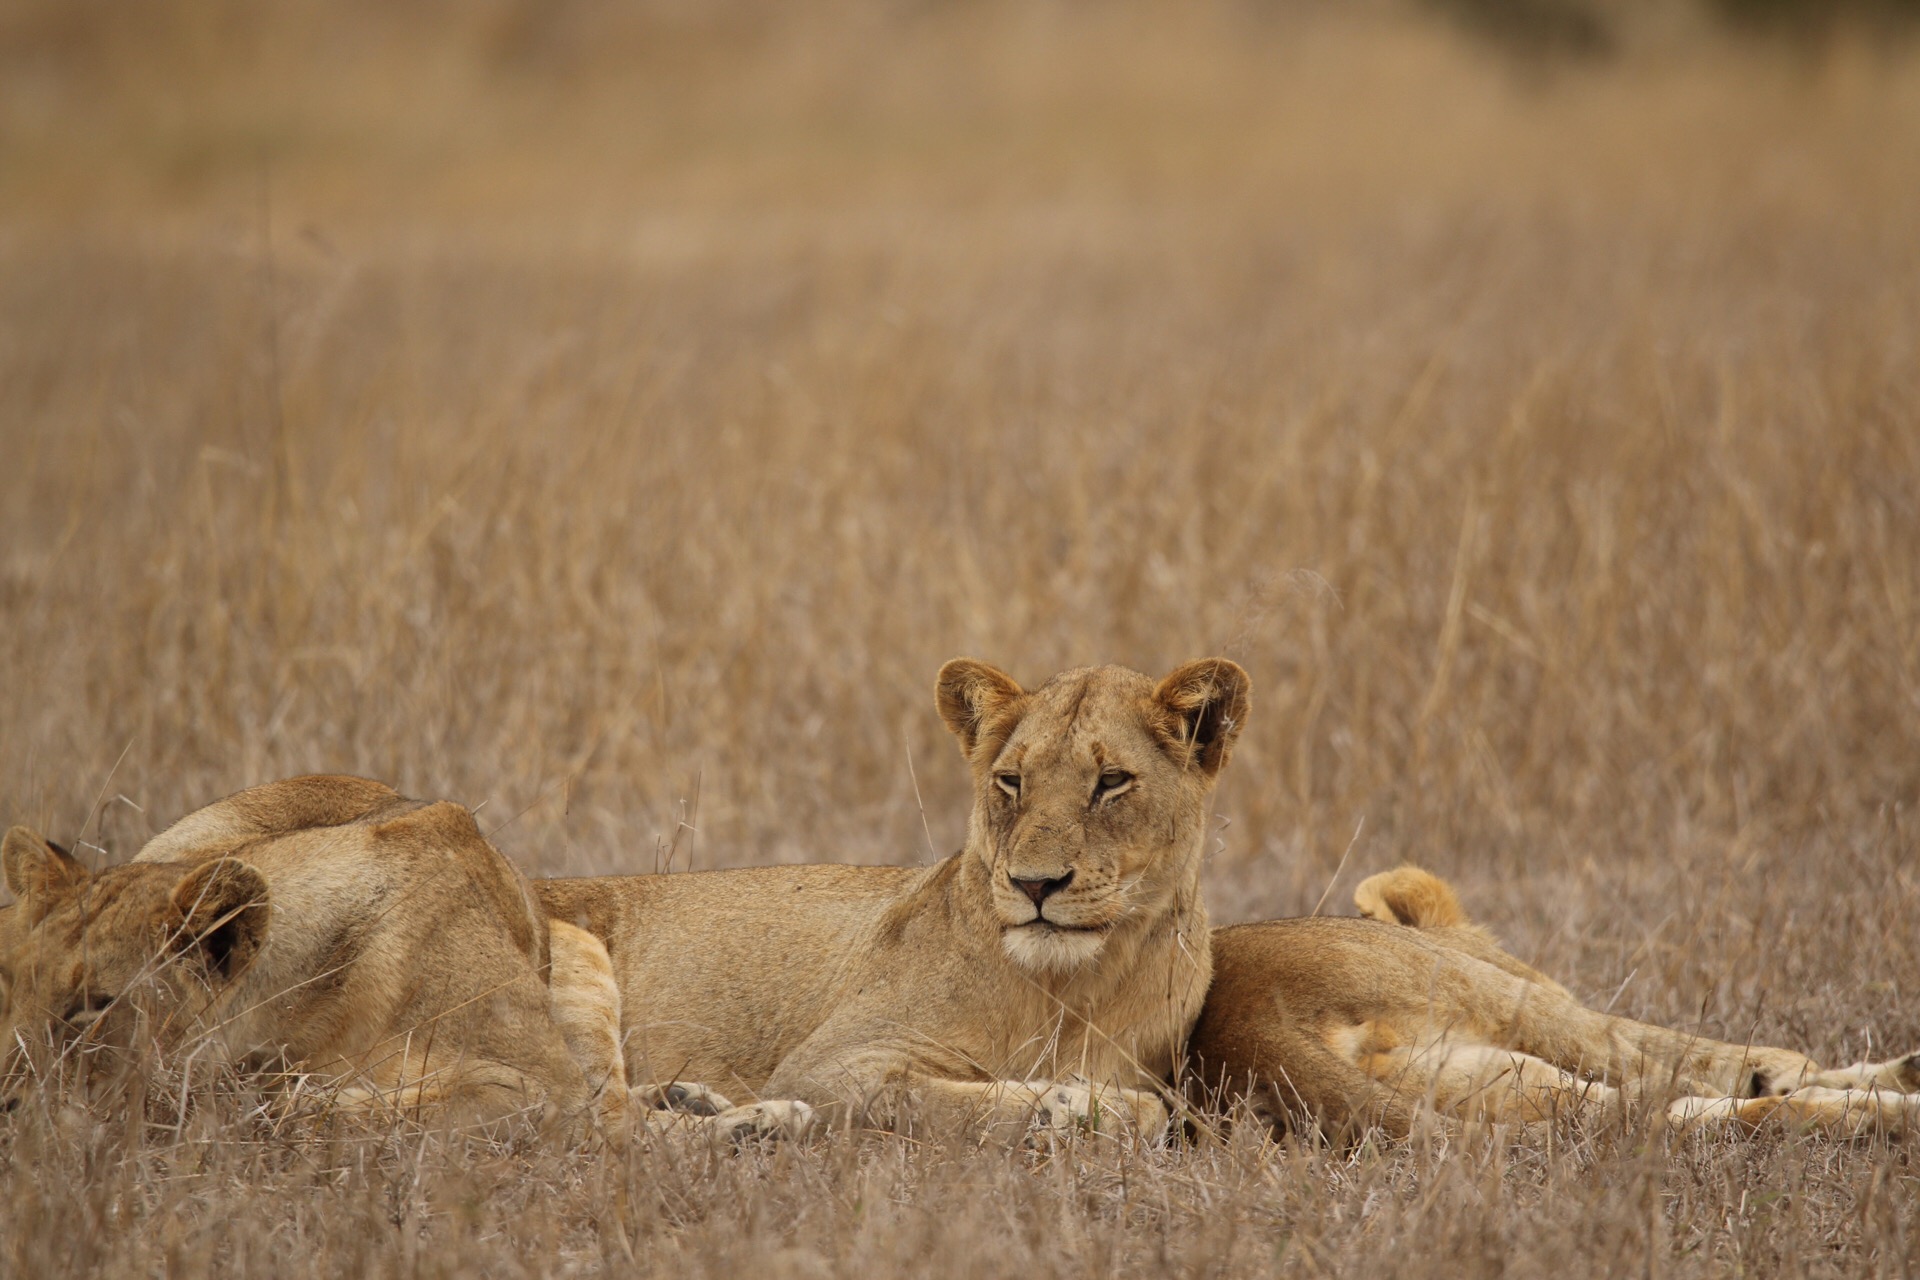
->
{"left": 0, "top": 829, "right": 268, "bottom": 1104}
{"left": 937, "top": 658, "right": 1250, "bottom": 975}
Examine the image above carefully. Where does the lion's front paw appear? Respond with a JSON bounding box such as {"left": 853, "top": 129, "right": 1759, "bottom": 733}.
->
{"left": 713, "top": 1099, "right": 818, "bottom": 1144}
{"left": 1030, "top": 1083, "right": 1168, "bottom": 1141}
{"left": 633, "top": 1081, "right": 736, "bottom": 1116}
{"left": 1665, "top": 1095, "right": 1740, "bottom": 1128}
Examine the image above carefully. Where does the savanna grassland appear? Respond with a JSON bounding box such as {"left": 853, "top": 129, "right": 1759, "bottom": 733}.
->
{"left": 3, "top": 1, "right": 1920, "bottom": 1274}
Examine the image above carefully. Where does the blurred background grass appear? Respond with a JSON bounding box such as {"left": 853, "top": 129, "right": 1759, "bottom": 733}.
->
{"left": 4, "top": 0, "right": 1914, "bottom": 894}
{"left": 4, "top": 1, "right": 1920, "bottom": 1275}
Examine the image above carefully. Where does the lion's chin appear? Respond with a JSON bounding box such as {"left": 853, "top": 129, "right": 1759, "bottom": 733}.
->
{"left": 1001, "top": 922, "right": 1109, "bottom": 974}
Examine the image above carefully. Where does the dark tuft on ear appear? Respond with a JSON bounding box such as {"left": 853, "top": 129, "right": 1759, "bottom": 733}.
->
{"left": 3, "top": 826, "right": 88, "bottom": 914}
{"left": 170, "top": 858, "right": 271, "bottom": 981}
{"left": 935, "top": 659, "right": 1027, "bottom": 763}
{"left": 1152, "top": 658, "right": 1252, "bottom": 776}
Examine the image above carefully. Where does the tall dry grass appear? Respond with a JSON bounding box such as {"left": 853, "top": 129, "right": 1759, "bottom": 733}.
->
{"left": 3, "top": 1, "right": 1919, "bottom": 1274}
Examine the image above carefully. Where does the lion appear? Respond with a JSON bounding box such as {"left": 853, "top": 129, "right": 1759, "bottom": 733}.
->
{"left": 0, "top": 776, "right": 615, "bottom": 1130}
{"left": 1188, "top": 865, "right": 1920, "bottom": 1141}
{"left": 535, "top": 657, "right": 1251, "bottom": 1141}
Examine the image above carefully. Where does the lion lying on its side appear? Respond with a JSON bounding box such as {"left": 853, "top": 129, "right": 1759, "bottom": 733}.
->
{"left": 0, "top": 777, "right": 615, "bottom": 1130}
{"left": 1190, "top": 866, "right": 1920, "bottom": 1140}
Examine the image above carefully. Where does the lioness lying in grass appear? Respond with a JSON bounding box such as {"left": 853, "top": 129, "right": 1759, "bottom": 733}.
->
{"left": 1190, "top": 866, "right": 1920, "bottom": 1141}
{"left": 0, "top": 777, "right": 611, "bottom": 1130}
{"left": 538, "top": 657, "right": 1251, "bottom": 1142}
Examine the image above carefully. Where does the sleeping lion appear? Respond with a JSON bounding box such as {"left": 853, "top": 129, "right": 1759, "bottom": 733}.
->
{"left": 1190, "top": 865, "right": 1920, "bottom": 1140}
{"left": 0, "top": 777, "right": 614, "bottom": 1130}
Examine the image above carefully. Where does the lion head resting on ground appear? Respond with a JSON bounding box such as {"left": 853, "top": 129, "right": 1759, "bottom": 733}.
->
{"left": 1, "top": 777, "right": 606, "bottom": 1129}
{"left": 537, "top": 657, "right": 1251, "bottom": 1141}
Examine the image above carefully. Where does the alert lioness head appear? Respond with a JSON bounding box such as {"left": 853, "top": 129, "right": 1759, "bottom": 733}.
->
{"left": 938, "top": 657, "right": 1252, "bottom": 975}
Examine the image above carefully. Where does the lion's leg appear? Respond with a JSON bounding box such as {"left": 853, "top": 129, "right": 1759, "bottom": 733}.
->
{"left": 1452, "top": 973, "right": 1819, "bottom": 1102}
{"left": 1366, "top": 869, "right": 1920, "bottom": 1117}
{"left": 1190, "top": 1016, "right": 1431, "bottom": 1142}
{"left": 547, "top": 920, "right": 630, "bottom": 1130}
{"left": 1801, "top": 1052, "right": 1920, "bottom": 1093}
{"left": 695, "top": 1100, "right": 819, "bottom": 1141}
{"left": 1393, "top": 1039, "right": 1621, "bottom": 1124}
{"left": 760, "top": 1030, "right": 1168, "bottom": 1142}
{"left": 329, "top": 1056, "right": 555, "bottom": 1128}
{"left": 1500, "top": 984, "right": 1920, "bottom": 1104}
{"left": 547, "top": 926, "right": 816, "bottom": 1143}
{"left": 325, "top": 974, "right": 601, "bottom": 1131}
{"left": 1669, "top": 1086, "right": 1920, "bottom": 1138}
{"left": 1425, "top": 971, "right": 1920, "bottom": 1134}
{"left": 903, "top": 1077, "right": 1170, "bottom": 1141}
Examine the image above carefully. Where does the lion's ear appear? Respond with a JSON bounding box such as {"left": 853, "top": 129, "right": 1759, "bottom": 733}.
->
{"left": 1152, "top": 658, "right": 1251, "bottom": 776}
{"left": 170, "top": 859, "right": 271, "bottom": 981}
{"left": 3, "top": 826, "right": 87, "bottom": 910}
{"left": 936, "top": 659, "right": 1027, "bottom": 762}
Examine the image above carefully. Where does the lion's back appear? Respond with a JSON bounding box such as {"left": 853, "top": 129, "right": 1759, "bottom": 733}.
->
{"left": 536, "top": 863, "right": 924, "bottom": 1096}
{"left": 137, "top": 779, "right": 560, "bottom": 1074}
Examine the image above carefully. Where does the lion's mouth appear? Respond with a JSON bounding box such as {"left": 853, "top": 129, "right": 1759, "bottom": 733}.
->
{"left": 1012, "top": 918, "right": 1111, "bottom": 935}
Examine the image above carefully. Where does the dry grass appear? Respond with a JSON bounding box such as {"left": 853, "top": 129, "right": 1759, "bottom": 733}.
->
{"left": 4, "top": 1, "right": 1920, "bottom": 1274}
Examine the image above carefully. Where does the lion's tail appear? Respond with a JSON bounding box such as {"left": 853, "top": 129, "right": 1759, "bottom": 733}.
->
{"left": 1352, "top": 864, "right": 1573, "bottom": 997}
{"left": 1352, "top": 865, "right": 1471, "bottom": 929}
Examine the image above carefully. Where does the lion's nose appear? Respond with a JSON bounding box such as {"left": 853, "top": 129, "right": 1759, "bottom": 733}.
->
{"left": 1011, "top": 871, "right": 1073, "bottom": 907}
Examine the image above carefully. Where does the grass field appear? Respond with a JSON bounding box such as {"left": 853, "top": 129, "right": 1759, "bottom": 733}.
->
{"left": 4, "top": 1, "right": 1920, "bottom": 1274}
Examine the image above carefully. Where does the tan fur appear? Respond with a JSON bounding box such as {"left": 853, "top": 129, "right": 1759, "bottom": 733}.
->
{"left": 1352, "top": 866, "right": 1570, "bottom": 996}
{"left": 1188, "top": 867, "right": 1919, "bottom": 1141}
{"left": 1353, "top": 865, "right": 1470, "bottom": 929}
{"left": 0, "top": 777, "right": 607, "bottom": 1130}
{"left": 536, "top": 658, "right": 1250, "bottom": 1140}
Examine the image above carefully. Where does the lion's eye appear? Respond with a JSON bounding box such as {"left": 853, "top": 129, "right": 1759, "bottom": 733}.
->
{"left": 1093, "top": 770, "right": 1134, "bottom": 801}
{"left": 995, "top": 773, "right": 1021, "bottom": 799}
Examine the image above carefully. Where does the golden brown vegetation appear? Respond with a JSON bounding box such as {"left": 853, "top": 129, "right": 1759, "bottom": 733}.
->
{"left": 3, "top": 1, "right": 1919, "bottom": 1274}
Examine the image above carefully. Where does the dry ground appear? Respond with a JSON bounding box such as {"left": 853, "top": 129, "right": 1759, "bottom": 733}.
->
{"left": 3, "top": 1, "right": 1919, "bottom": 1274}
